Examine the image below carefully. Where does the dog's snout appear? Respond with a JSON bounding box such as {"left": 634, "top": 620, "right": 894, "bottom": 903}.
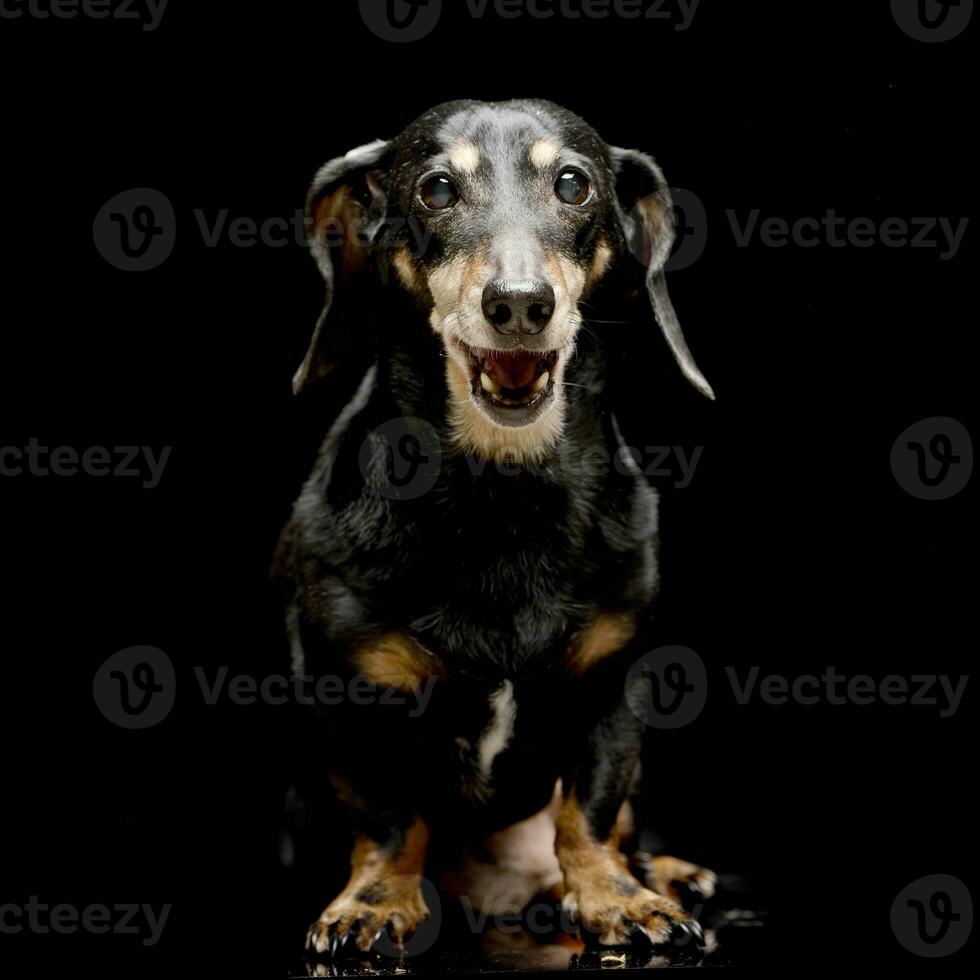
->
{"left": 481, "top": 279, "right": 555, "bottom": 336}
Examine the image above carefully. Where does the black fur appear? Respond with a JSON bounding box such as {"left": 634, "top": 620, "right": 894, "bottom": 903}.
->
{"left": 274, "top": 99, "right": 712, "bottom": 950}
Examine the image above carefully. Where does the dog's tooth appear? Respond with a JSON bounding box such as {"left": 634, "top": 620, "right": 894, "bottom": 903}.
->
{"left": 533, "top": 371, "right": 550, "bottom": 393}
{"left": 480, "top": 372, "right": 500, "bottom": 394}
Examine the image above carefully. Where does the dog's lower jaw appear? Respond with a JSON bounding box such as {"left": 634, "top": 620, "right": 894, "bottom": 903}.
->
{"left": 444, "top": 356, "right": 568, "bottom": 466}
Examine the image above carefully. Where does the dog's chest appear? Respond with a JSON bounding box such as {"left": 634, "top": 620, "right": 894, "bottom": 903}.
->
{"left": 310, "top": 412, "right": 659, "bottom": 670}
{"left": 397, "top": 464, "right": 652, "bottom": 671}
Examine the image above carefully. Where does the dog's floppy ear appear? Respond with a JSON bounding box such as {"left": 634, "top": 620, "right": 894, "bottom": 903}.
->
{"left": 611, "top": 147, "right": 714, "bottom": 400}
{"left": 293, "top": 138, "right": 391, "bottom": 394}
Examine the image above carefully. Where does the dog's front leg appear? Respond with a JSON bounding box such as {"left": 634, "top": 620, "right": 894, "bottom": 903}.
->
{"left": 555, "top": 697, "right": 702, "bottom": 948}
{"left": 306, "top": 811, "right": 431, "bottom": 957}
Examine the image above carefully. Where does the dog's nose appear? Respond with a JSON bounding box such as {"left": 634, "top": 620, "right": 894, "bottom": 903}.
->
{"left": 482, "top": 279, "right": 555, "bottom": 336}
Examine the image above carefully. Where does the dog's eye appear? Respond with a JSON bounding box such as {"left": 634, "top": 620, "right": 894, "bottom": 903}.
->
{"left": 418, "top": 175, "right": 460, "bottom": 211}
{"left": 555, "top": 170, "right": 592, "bottom": 206}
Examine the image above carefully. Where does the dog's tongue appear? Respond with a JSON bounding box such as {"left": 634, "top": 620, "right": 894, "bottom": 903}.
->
{"left": 477, "top": 350, "right": 540, "bottom": 390}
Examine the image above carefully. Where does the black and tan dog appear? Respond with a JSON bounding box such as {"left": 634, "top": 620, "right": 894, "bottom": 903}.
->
{"left": 274, "top": 99, "right": 716, "bottom": 959}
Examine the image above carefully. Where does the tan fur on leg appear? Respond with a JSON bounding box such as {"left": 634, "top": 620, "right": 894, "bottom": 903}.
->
{"left": 306, "top": 818, "right": 430, "bottom": 955}
{"left": 635, "top": 853, "right": 717, "bottom": 904}
{"left": 555, "top": 794, "right": 689, "bottom": 946}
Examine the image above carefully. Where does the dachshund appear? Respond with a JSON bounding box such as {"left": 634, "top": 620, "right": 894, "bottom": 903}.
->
{"left": 273, "top": 98, "right": 716, "bottom": 960}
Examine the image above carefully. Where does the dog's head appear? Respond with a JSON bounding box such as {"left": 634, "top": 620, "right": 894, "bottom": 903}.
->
{"left": 296, "top": 99, "right": 712, "bottom": 460}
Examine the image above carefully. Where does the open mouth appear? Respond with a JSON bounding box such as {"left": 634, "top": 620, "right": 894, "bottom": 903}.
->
{"left": 463, "top": 346, "right": 560, "bottom": 424}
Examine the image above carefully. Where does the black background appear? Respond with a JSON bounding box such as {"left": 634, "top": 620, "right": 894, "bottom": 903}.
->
{"left": 0, "top": 1, "right": 974, "bottom": 975}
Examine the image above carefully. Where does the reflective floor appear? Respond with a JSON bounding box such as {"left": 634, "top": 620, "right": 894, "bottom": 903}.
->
{"left": 291, "top": 875, "right": 765, "bottom": 976}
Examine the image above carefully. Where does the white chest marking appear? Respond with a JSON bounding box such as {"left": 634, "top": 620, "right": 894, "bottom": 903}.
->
{"left": 474, "top": 681, "right": 517, "bottom": 793}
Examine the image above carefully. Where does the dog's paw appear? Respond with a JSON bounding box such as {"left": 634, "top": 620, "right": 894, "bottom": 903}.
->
{"left": 305, "top": 886, "right": 430, "bottom": 958}
{"left": 562, "top": 878, "right": 702, "bottom": 948}
{"left": 633, "top": 853, "right": 717, "bottom": 907}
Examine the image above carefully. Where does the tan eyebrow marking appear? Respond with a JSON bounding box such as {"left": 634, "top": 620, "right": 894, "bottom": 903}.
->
{"left": 393, "top": 247, "right": 418, "bottom": 291}
{"left": 448, "top": 141, "right": 480, "bottom": 174}
{"left": 529, "top": 139, "right": 560, "bottom": 169}
{"left": 587, "top": 239, "right": 614, "bottom": 288}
